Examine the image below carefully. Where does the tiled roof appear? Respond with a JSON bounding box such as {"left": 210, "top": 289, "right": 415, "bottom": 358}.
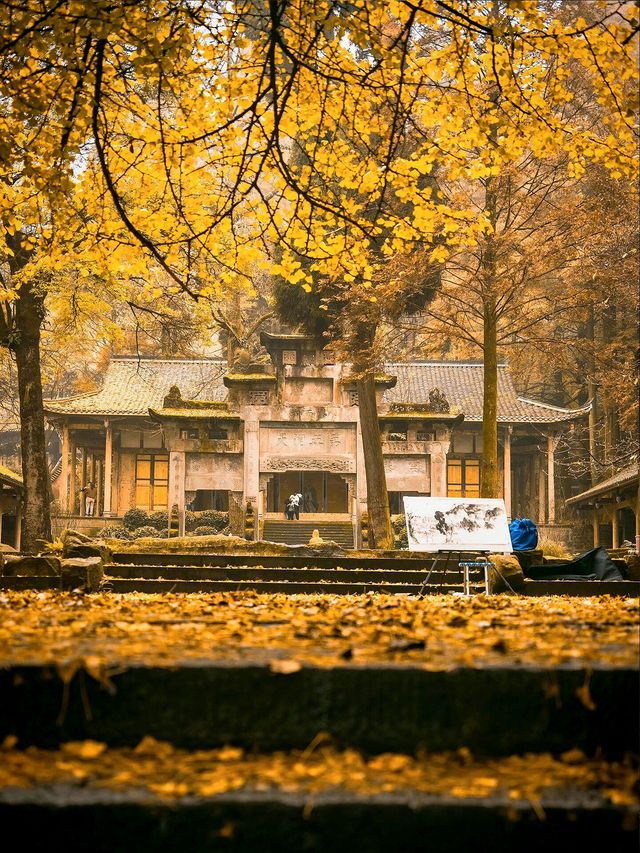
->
{"left": 383, "top": 362, "right": 591, "bottom": 424}
{"left": 44, "top": 357, "right": 228, "bottom": 417}
{"left": 0, "top": 464, "right": 23, "bottom": 488}
{"left": 44, "top": 356, "right": 589, "bottom": 425}
{"left": 565, "top": 463, "right": 639, "bottom": 505}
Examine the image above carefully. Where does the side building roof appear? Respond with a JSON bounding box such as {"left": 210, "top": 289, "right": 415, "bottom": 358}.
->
{"left": 43, "top": 356, "right": 589, "bottom": 425}
{"left": 44, "top": 357, "right": 228, "bottom": 417}
{"left": 0, "top": 464, "right": 23, "bottom": 489}
{"left": 565, "top": 463, "right": 640, "bottom": 506}
{"left": 383, "top": 362, "right": 590, "bottom": 424}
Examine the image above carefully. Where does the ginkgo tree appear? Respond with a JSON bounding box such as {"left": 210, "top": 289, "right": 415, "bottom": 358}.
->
{"left": 0, "top": 0, "right": 637, "bottom": 549}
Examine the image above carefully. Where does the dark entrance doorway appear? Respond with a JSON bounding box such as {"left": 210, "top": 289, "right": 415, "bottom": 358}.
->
{"left": 267, "top": 472, "right": 348, "bottom": 513}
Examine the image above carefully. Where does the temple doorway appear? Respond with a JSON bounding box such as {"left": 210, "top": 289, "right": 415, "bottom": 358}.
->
{"left": 266, "top": 472, "right": 348, "bottom": 514}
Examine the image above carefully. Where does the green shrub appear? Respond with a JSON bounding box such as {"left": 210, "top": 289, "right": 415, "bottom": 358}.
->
{"left": 131, "top": 525, "right": 161, "bottom": 539}
{"left": 123, "top": 508, "right": 150, "bottom": 530}
{"left": 149, "top": 510, "right": 168, "bottom": 531}
{"left": 101, "top": 525, "right": 130, "bottom": 540}
{"left": 193, "top": 525, "right": 220, "bottom": 536}
{"left": 391, "top": 513, "right": 408, "bottom": 549}
{"left": 184, "top": 510, "right": 197, "bottom": 532}
{"left": 193, "top": 510, "right": 228, "bottom": 532}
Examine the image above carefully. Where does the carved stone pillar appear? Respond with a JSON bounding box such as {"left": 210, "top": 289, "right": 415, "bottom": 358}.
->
{"left": 243, "top": 417, "right": 260, "bottom": 515}
{"left": 430, "top": 441, "right": 449, "bottom": 497}
{"left": 169, "top": 451, "right": 186, "bottom": 536}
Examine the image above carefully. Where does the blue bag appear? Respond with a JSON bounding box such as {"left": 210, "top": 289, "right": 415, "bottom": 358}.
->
{"left": 509, "top": 517, "right": 538, "bottom": 551}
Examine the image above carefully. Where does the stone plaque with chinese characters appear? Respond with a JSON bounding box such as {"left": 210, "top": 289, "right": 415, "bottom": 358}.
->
{"left": 261, "top": 425, "right": 352, "bottom": 455}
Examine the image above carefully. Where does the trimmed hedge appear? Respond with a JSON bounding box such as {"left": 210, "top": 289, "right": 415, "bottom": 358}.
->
{"left": 149, "top": 510, "right": 169, "bottom": 531}
{"left": 122, "top": 508, "right": 150, "bottom": 531}
{"left": 193, "top": 525, "right": 220, "bottom": 537}
{"left": 131, "top": 525, "right": 163, "bottom": 539}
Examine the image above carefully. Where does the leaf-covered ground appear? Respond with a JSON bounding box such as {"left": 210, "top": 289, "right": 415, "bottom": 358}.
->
{"left": 1, "top": 737, "right": 637, "bottom": 811}
{"left": 0, "top": 590, "right": 637, "bottom": 670}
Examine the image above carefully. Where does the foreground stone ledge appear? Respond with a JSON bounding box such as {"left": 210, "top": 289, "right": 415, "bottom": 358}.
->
{"left": 0, "top": 662, "right": 637, "bottom": 757}
{"left": 0, "top": 742, "right": 636, "bottom": 853}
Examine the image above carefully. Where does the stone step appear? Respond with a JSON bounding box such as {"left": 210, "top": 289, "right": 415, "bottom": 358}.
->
{"left": 103, "top": 578, "right": 445, "bottom": 595}
{"left": 109, "top": 551, "right": 475, "bottom": 570}
{"left": 1, "top": 661, "right": 636, "bottom": 758}
{"left": 1, "top": 747, "right": 636, "bottom": 852}
{"left": 263, "top": 521, "right": 354, "bottom": 547}
{"left": 104, "top": 564, "right": 457, "bottom": 583}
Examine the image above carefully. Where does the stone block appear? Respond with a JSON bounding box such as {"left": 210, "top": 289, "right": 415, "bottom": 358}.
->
{"left": 60, "top": 557, "right": 104, "bottom": 592}
{"left": 623, "top": 554, "right": 640, "bottom": 581}
{"left": 512, "top": 550, "right": 543, "bottom": 572}
{"left": 1, "top": 555, "right": 61, "bottom": 577}
{"left": 60, "top": 528, "right": 111, "bottom": 562}
{"left": 487, "top": 553, "right": 525, "bottom": 593}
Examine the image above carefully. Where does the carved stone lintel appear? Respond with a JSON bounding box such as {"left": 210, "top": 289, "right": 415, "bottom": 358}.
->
{"left": 261, "top": 456, "right": 353, "bottom": 473}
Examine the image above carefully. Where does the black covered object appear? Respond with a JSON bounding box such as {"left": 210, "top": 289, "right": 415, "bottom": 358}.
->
{"left": 525, "top": 546, "right": 624, "bottom": 581}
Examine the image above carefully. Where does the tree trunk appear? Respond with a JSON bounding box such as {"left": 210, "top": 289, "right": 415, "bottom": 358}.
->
{"left": 356, "top": 373, "right": 393, "bottom": 550}
{"left": 13, "top": 280, "right": 52, "bottom": 552}
{"left": 481, "top": 294, "right": 499, "bottom": 497}
{"left": 585, "top": 303, "right": 599, "bottom": 485}
{"left": 480, "top": 162, "right": 499, "bottom": 498}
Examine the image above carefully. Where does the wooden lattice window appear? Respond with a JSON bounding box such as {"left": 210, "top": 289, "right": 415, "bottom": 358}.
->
{"left": 447, "top": 458, "right": 480, "bottom": 498}
{"left": 135, "top": 453, "right": 169, "bottom": 509}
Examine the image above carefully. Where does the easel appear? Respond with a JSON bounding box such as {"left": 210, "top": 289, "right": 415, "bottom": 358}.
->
{"left": 417, "top": 550, "right": 515, "bottom": 598}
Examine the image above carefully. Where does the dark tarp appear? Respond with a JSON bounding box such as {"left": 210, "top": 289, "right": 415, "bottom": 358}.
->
{"left": 525, "top": 546, "right": 625, "bottom": 581}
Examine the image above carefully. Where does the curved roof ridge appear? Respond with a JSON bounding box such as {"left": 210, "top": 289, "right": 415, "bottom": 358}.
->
{"left": 516, "top": 395, "right": 592, "bottom": 414}
{"left": 111, "top": 355, "right": 226, "bottom": 363}
{"left": 385, "top": 360, "right": 507, "bottom": 367}
{"left": 45, "top": 389, "right": 103, "bottom": 404}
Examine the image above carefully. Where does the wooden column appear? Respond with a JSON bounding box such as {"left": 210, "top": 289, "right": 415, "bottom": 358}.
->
{"left": 15, "top": 499, "right": 22, "bottom": 550}
{"left": 503, "top": 426, "right": 512, "bottom": 518}
{"left": 103, "top": 420, "right": 113, "bottom": 516}
{"left": 636, "top": 485, "right": 640, "bottom": 554}
{"left": 611, "top": 509, "right": 620, "bottom": 550}
{"left": 592, "top": 513, "right": 600, "bottom": 547}
{"left": 547, "top": 434, "right": 556, "bottom": 525}
{"left": 538, "top": 457, "right": 546, "bottom": 525}
{"left": 70, "top": 439, "right": 77, "bottom": 516}
{"left": 79, "top": 449, "right": 87, "bottom": 516}
{"left": 60, "top": 422, "right": 70, "bottom": 514}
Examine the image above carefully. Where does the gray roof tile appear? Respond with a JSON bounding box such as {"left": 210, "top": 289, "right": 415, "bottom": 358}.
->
{"left": 383, "top": 362, "right": 590, "bottom": 423}
{"left": 44, "top": 357, "right": 228, "bottom": 417}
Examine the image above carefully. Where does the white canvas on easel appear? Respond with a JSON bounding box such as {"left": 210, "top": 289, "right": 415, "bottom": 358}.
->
{"left": 403, "top": 496, "right": 513, "bottom": 553}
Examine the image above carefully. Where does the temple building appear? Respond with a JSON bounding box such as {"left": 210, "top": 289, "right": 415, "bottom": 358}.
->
{"left": 0, "top": 464, "right": 23, "bottom": 549}
{"left": 44, "top": 332, "right": 592, "bottom": 547}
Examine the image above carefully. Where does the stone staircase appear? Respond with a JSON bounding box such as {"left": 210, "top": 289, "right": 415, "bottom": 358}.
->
{"left": 102, "top": 550, "right": 458, "bottom": 594}
{"left": 262, "top": 519, "right": 354, "bottom": 548}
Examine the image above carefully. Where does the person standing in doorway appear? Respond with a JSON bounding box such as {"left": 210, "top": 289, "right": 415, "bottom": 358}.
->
{"left": 82, "top": 481, "right": 96, "bottom": 516}
{"left": 289, "top": 492, "right": 301, "bottom": 520}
